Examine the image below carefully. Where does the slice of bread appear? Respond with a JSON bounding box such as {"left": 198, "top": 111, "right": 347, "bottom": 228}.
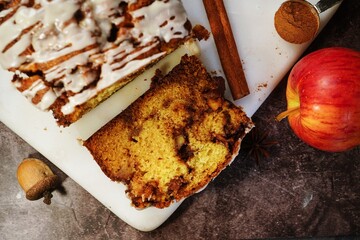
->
{"left": 84, "top": 55, "right": 254, "bottom": 208}
{"left": 0, "top": 0, "right": 192, "bottom": 126}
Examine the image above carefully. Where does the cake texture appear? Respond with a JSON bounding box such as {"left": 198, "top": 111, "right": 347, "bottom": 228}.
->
{"left": 84, "top": 55, "right": 254, "bottom": 209}
{"left": 0, "top": 0, "right": 192, "bottom": 126}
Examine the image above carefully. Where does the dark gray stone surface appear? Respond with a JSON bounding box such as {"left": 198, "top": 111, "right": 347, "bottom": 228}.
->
{"left": 1, "top": 0, "right": 359, "bottom": 239}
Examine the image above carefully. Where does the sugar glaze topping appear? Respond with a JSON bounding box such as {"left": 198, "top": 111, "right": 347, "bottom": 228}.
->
{"left": 0, "top": 0, "right": 190, "bottom": 116}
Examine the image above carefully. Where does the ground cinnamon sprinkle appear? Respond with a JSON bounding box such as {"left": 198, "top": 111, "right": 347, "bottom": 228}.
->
{"left": 274, "top": 1, "right": 319, "bottom": 44}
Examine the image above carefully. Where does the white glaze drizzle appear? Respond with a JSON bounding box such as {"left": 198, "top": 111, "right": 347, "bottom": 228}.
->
{"left": 131, "top": 0, "right": 188, "bottom": 43}
{"left": 0, "top": 0, "right": 190, "bottom": 116}
{"left": 37, "top": 88, "right": 58, "bottom": 110}
{"left": 21, "top": 79, "right": 46, "bottom": 101}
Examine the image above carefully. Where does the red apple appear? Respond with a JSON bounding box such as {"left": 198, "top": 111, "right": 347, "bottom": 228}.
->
{"left": 276, "top": 47, "right": 360, "bottom": 152}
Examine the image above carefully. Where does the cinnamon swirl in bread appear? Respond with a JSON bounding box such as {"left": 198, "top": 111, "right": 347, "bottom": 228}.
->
{"left": 84, "top": 55, "right": 254, "bottom": 209}
{"left": 0, "top": 0, "right": 193, "bottom": 126}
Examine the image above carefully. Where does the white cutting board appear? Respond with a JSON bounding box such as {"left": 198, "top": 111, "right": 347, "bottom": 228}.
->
{"left": 0, "top": 0, "right": 340, "bottom": 232}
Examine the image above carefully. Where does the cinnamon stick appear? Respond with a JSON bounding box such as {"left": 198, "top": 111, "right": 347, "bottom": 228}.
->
{"left": 202, "top": 0, "right": 250, "bottom": 100}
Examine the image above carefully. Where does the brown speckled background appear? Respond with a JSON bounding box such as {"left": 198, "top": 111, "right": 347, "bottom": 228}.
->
{"left": 1, "top": 0, "right": 359, "bottom": 239}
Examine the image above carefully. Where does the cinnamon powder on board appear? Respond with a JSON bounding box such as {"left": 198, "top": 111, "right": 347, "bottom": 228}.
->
{"left": 274, "top": 1, "right": 319, "bottom": 44}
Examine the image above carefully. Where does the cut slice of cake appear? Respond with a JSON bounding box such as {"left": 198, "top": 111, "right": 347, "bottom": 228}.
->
{"left": 84, "top": 55, "right": 254, "bottom": 209}
{"left": 0, "top": 0, "right": 193, "bottom": 126}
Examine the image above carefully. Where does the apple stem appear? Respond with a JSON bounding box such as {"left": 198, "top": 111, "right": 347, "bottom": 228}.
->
{"left": 276, "top": 106, "right": 300, "bottom": 122}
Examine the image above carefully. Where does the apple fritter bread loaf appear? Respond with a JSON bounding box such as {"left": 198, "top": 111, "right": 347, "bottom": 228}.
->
{"left": 0, "top": 0, "right": 192, "bottom": 126}
{"left": 84, "top": 55, "right": 254, "bottom": 209}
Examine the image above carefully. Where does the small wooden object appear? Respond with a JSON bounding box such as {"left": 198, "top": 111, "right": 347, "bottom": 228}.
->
{"left": 203, "top": 0, "right": 250, "bottom": 100}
